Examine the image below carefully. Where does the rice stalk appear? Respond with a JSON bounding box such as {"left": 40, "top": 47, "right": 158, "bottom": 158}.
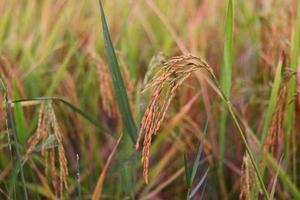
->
{"left": 0, "top": 78, "right": 28, "bottom": 200}
{"left": 76, "top": 154, "right": 81, "bottom": 200}
{"left": 136, "top": 54, "right": 270, "bottom": 199}
{"left": 285, "top": 0, "right": 300, "bottom": 182}
{"left": 242, "top": 117, "right": 300, "bottom": 199}
{"left": 0, "top": 92, "right": 6, "bottom": 130}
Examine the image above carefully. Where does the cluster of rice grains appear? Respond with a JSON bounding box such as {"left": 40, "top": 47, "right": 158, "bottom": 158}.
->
{"left": 136, "top": 55, "right": 217, "bottom": 183}
{"left": 97, "top": 60, "right": 117, "bottom": 119}
{"left": 263, "top": 86, "right": 287, "bottom": 158}
{"left": 97, "top": 57, "right": 135, "bottom": 132}
{"left": 26, "top": 101, "right": 68, "bottom": 197}
{"left": 239, "top": 154, "right": 255, "bottom": 200}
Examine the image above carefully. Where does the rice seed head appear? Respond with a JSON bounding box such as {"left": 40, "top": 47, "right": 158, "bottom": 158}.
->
{"left": 48, "top": 103, "right": 69, "bottom": 196}
{"left": 50, "top": 148, "right": 58, "bottom": 196}
{"left": 97, "top": 58, "right": 122, "bottom": 132}
{"left": 136, "top": 55, "right": 217, "bottom": 183}
{"left": 240, "top": 153, "right": 262, "bottom": 200}
{"left": 240, "top": 154, "right": 252, "bottom": 200}
{"left": 26, "top": 103, "right": 46, "bottom": 155}
{"left": 261, "top": 85, "right": 287, "bottom": 164}
{"left": 97, "top": 60, "right": 115, "bottom": 117}
{"left": 26, "top": 101, "right": 68, "bottom": 197}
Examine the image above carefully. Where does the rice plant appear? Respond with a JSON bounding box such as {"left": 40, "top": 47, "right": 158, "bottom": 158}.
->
{"left": 0, "top": 0, "right": 299, "bottom": 199}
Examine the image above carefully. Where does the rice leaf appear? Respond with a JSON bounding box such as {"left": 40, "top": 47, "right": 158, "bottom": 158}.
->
{"left": 189, "top": 167, "right": 209, "bottom": 199}
{"left": 219, "top": 0, "right": 233, "bottom": 197}
{"left": 270, "top": 156, "right": 283, "bottom": 200}
{"left": 285, "top": 0, "right": 300, "bottom": 181}
{"left": 191, "top": 120, "right": 208, "bottom": 183}
{"left": 98, "top": 0, "right": 137, "bottom": 143}
{"left": 220, "top": 0, "right": 233, "bottom": 98}
{"left": 260, "top": 58, "right": 282, "bottom": 148}
{"left": 184, "top": 153, "right": 191, "bottom": 189}
{"left": 92, "top": 134, "right": 123, "bottom": 200}
{"left": 13, "top": 82, "right": 27, "bottom": 144}
{"left": 226, "top": 103, "right": 270, "bottom": 200}
{"left": 11, "top": 97, "right": 113, "bottom": 136}
{"left": 185, "top": 120, "right": 208, "bottom": 199}
{"left": 46, "top": 46, "right": 77, "bottom": 96}
{"left": 246, "top": 125, "right": 300, "bottom": 199}
{"left": 251, "top": 57, "right": 283, "bottom": 199}
{"left": 0, "top": 78, "right": 28, "bottom": 200}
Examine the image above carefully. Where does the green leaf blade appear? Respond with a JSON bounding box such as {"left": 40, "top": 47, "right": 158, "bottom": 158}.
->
{"left": 218, "top": 0, "right": 234, "bottom": 198}
{"left": 191, "top": 120, "right": 208, "bottom": 183}
{"left": 98, "top": 0, "right": 137, "bottom": 143}
{"left": 221, "top": 0, "right": 234, "bottom": 99}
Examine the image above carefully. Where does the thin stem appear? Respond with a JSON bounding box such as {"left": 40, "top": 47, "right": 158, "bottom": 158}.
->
{"left": 226, "top": 101, "right": 270, "bottom": 200}
{"left": 0, "top": 80, "right": 28, "bottom": 200}
{"left": 76, "top": 154, "right": 82, "bottom": 200}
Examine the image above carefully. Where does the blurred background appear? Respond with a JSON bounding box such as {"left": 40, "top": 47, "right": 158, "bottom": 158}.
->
{"left": 0, "top": 0, "right": 299, "bottom": 199}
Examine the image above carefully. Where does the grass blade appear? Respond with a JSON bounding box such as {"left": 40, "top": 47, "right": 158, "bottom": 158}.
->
{"left": 30, "top": 160, "right": 58, "bottom": 200}
{"left": 185, "top": 120, "right": 208, "bottom": 199}
{"left": 11, "top": 97, "right": 113, "bottom": 136}
{"left": 270, "top": 156, "right": 283, "bottom": 200}
{"left": 184, "top": 153, "right": 191, "bottom": 189}
{"left": 92, "top": 133, "right": 123, "bottom": 200}
{"left": 76, "top": 154, "right": 82, "bottom": 200}
{"left": 46, "top": 45, "right": 78, "bottom": 96}
{"left": 285, "top": 0, "right": 300, "bottom": 182}
{"left": 250, "top": 57, "right": 283, "bottom": 199}
{"left": 13, "top": 82, "right": 27, "bottom": 144}
{"left": 225, "top": 103, "right": 270, "bottom": 200}
{"left": 243, "top": 122, "right": 300, "bottom": 199}
{"left": 189, "top": 167, "right": 209, "bottom": 199}
{"left": 143, "top": 168, "right": 185, "bottom": 200}
{"left": 191, "top": 120, "right": 208, "bottom": 183}
{"left": 0, "top": 79, "right": 28, "bottom": 200}
{"left": 219, "top": 0, "right": 233, "bottom": 198}
{"left": 260, "top": 58, "right": 283, "bottom": 151}
{"left": 220, "top": 0, "right": 234, "bottom": 98}
{"left": 98, "top": 0, "right": 137, "bottom": 143}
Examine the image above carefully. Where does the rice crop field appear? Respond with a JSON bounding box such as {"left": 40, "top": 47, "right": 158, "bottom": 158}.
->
{"left": 0, "top": 0, "right": 300, "bottom": 199}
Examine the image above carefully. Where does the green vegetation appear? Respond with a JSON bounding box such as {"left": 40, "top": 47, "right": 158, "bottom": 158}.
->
{"left": 0, "top": 0, "right": 299, "bottom": 199}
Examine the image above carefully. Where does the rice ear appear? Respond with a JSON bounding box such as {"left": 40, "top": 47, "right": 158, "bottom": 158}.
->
{"left": 136, "top": 55, "right": 218, "bottom": 183}
{"left": 25, "top": 101, "right": 69, "bottom": 197}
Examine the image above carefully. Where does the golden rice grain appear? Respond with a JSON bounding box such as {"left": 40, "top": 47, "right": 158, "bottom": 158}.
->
{"left": 136, "top": 55, "right": 217, "bottom": 183}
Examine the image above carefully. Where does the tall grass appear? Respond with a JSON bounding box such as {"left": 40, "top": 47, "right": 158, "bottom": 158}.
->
{"left": 285, "top": 0, "right": 300, "bottom": 183}
{"left": 0, "top": 79, "right": 28, "bottom": 200}
{"left": 0, "top": 0, "right": 299, "bottom": 199}
{"left": 99, "top": 0, "right": 137, "bottom": 143}
{"left": 218, "top": 0, "right": 233, "bottom": 198}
